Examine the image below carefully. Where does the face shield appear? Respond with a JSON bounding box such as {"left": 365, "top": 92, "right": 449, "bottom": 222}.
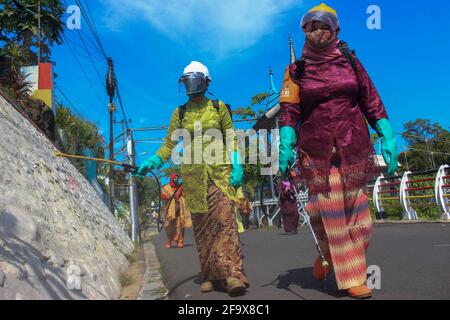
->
{"left": 301, "top": 10, "right": 340, "bottom": 32}
{"left": 179, "top": 72, "right": 209, "bottom": 96}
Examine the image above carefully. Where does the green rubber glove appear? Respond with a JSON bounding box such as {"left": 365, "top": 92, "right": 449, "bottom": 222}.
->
{"left": 279, "top": 126, "right": 297, "bottom": 176}
{"left": 375, "top": 118, "right": 398, "bottom": 175}
{"left": 230, "top": 151, "right": 244, "bottom": 188}
{"left": 137, "top": 154, "right": 163, "bottom": 177}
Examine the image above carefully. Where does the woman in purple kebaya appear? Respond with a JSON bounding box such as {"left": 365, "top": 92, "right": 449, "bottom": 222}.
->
{"left": 278, "top": 3, "right": 398, "bottom": 299}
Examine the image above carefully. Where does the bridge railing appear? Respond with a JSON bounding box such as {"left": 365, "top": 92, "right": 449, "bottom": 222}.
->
{"left": 368, "top": 165, "right": 450, "bottom": 220}
{"left": 251, "top": 164, "right": 450, "bottom": 225}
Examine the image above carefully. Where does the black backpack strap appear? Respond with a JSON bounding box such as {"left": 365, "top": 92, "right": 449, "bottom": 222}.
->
{"left": 178, "top": 103, "right": 187, "bottom": 125}
{"left": 338, "top": 41, "right": 357, "bottom": 73}
{"left": 212, "top": 99, "right": 220, "bottom": 112}
{"left": 294, "top": 58, "right": 306, "bottom": 79}
{"left": 212, "top": 100, "right": 233, "bottom": 120}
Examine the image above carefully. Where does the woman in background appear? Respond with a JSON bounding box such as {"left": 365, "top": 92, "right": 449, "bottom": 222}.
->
{"left": 161, "top": 172, "right": 191, "bottom": 249}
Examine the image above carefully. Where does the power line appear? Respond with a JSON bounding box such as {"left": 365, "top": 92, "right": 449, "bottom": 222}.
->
{"left": 73, "top": 0, "right": 131, "bottom": 128}
{"left": 61, "top": 33, "right": 104, "bottom": 61}
{"left": 75, "top": 0, "right": 108, "bottom": 60}
{"left": 132, "top": 126, "right": 169, "bottom": 132}
{"left": 401, "top": 146, "right": 450, "bottom": 156}
{"left": 116, "top": 86, "right": 129, "bottom": 130}
{"left": 82, "top": 0, "right": 102, "bottom": 48}
{"left": 75, "top": 27, "right": 105, "bottom": 86}
{"left": 134, "top": 138, "right": 165, "bottom": 143}
{"left": 64, "top": 36, "right": 105, "bottom": 105}
{"left": 55, "top": 85, "right": 81, "bottom": 115}
{"left": 62, "top": 0, "right": 105, "bottom": 59}
{"left": 395, "top": 132, "right": 450, "bottom": 144}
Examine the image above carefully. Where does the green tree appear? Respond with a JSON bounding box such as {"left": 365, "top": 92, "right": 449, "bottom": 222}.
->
{"left": 135, "top": 176, "right": 160, "bottom": 222}
{"left": 0, "top": 0, "right": 65, "bottom": 64}
{"left": 399, "top": 119, "right": 450, "bottom": 171}
{"left": 55, "top": 103, "right": 105, "bottom": 171}
{"left": 243, "top": 138, "right": 264, "bottom": 199}
{"left": 236, "top": 92, "right": 277, "bottom": 199}
{"left": 0, "top": 1, "right": 66, "bottom": 141}
{"left": 233, "top": 92, "right": 270, "bottom": 120}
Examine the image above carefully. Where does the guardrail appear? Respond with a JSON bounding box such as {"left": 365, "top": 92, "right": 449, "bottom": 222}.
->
{"left": 252, "top": 164, "right": 450, "bottom": 225}
{"left": 368, "top": 165, "right": 450, "bottom": 220}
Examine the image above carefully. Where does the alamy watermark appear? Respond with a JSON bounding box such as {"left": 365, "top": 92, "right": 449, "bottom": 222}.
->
{"left": 169, "top": 122, "right": 279, "bottom": 176}
{"left": 367, "top": 265, "right": 382, "bottom": 290}
{"left": 66, "top": 264, "right": 82, "bottom": 291}
{"left": 367, "top": 5, "right": 382, "bottom": 30}
{"left": 65, "top": 4, "right": 382, "bottom": 32}
{"left": 66, "top": 5, "right": 81, "bottom": 30}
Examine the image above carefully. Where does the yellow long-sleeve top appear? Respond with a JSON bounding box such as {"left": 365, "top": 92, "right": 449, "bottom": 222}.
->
{"left": 156, "top": 97, "right": 238, "bottom": 214}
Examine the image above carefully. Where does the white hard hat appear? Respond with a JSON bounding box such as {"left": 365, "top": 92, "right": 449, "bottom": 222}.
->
{"left": 183, "top": 61, "right": 211, "bottom": 80}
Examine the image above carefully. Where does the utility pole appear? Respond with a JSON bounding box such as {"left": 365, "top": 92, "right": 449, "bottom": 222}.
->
{"left": 115, "top": 119, "right": 132, "bottom": 163}
{"left": 425, "top": 138, "right": 436, "bottom": 169}
{"left": 37, "top": 0, "right": 41, "bottom": 64}
{"left": 127, "top": 128, "right": 140, "bottom": 242}
{"left": 106, "top": 58, "right": 117, "bottom": 215}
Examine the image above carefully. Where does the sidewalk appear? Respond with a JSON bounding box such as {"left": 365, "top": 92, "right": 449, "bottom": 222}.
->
{"left": 138, "top": 227, "right": 168, "bottom": 300}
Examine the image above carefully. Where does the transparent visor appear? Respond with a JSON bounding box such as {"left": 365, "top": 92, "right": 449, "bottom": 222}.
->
{"left": 301, "top": 11, "right": 340, "bottom": 32}
{"left": 179, "top": 72, "right": 208, "bottom": 95}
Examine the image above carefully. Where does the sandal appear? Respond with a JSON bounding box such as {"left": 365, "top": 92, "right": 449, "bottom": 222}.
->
{"left": 347, "top": 285, "right": 373, "bottom": 299}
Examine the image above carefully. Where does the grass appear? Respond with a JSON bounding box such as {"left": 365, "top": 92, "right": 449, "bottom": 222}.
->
{"left": 125, "top": 253, "right": 137, "bottom": 264}
{"left": 119, "top": 272, "right": 133, "bottom": 287}
{"left": 158, "top": 265, "right": 168, "bottom": 286}
{"left": 155, "top": 286, "right": 168, "bottom": 297}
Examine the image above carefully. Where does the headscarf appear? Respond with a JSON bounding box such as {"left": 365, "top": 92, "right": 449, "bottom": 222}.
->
{"left": 300, "top": 3, "right": 343, "bottom": 65}
{"left": 169, "top": 172, "right": 180, "bottom": 189}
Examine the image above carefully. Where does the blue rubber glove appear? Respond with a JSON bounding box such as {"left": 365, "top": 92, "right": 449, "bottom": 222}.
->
{"left": 375, "top": 119, "right": 398, "bottom": 175}
{"left": 230, "top": 151, "right": 244, "bottom": 188}
{"left": 279, "top": 126, "right": 297, "bottom": 176}
{"left": 137, "top": 154, "right": 163, "bottom": 177}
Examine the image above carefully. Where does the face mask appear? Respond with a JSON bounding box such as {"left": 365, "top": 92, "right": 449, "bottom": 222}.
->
{"left": 179, "top": 72, "right": 208, "bottom": 97}
{"left": 306, "top": 29, "right": 335, "bottom": 50}
{"left": 187, "top": 91, "right": 205, "bottom": 99}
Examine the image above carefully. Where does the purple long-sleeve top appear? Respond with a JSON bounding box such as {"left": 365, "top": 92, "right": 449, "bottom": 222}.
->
{"left": 280, "top": 54, "right": 388, "bottom": 195}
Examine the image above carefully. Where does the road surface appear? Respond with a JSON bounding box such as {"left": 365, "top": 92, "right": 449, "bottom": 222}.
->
{"left": 151, "top": 223, "right": 450, "bottom": 300}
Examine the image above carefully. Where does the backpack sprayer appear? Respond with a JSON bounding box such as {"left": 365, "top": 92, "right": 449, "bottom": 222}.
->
{"left": 54, "top": 151, "right": 164, "bottom": 232}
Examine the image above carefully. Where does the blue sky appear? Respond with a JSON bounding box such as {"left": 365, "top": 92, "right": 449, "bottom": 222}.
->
{"left": 53, "top": 0, "right": 450, "bottom": 164}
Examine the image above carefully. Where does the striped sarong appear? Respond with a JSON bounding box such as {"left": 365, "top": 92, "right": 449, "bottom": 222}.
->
{"left": 306, "top": 167, "right": 373, "bottom": 290}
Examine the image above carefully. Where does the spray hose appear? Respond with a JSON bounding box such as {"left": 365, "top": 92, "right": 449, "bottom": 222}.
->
{"left": 284, "top": 163, "right": 330, "bottom": 271}
{"left": 54, "top": 151, "right": 164, "bottom": 233}
{"left": 54, "top": 151, "right": 139, "bottom": 174}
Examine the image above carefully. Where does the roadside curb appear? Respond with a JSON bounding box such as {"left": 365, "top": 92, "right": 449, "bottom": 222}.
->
{"left": 373, "top": 220, "right": 450, "bottom": 224}
{"left": 138, "top": 230, "right": 169, "bottom": 300}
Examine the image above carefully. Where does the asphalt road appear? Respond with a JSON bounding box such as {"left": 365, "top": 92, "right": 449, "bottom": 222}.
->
{"left": 152, "top": 223, "right": 450, "bottom": 300}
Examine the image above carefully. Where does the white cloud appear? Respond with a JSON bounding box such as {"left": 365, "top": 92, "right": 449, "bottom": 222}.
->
{"left": 101, "top": 0, "right": 302, "bottom": 57}
{"left": 138, "top": 117, "right": 148, "bottom": 124}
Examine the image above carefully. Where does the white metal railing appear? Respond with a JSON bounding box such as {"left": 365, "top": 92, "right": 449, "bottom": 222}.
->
{"left": 251, "top": 165, "right": 450, "bottom": 225}
{"left": 436, "top": 165, "right": 450, "bottom": 220}
{"left": 371, "top": 165, "right": 450, "bottom": 221}
{"left": 251, "top": 187, "right": 309, "bottom": 228}
{"left": 251, "top": 198, "right": 280, "bottom": 228}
